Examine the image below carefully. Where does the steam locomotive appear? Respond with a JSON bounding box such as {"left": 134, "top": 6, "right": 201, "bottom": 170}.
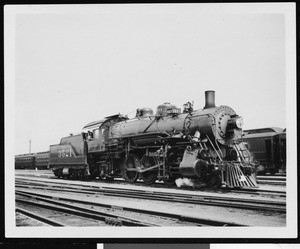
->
{"left": 49, "top": 91, "right": 259, "bottom": 188}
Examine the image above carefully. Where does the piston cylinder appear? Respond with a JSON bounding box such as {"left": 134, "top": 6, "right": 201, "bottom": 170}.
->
{"left": 179, "top": 148, "right": 208, "bottom": 178}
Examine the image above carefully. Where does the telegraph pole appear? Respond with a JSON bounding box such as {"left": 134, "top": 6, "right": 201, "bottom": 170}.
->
{"left": 29, "top": 139, "right": 31, "bottom": 153}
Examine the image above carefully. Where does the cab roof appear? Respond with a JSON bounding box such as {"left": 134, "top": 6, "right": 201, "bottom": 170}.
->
{"left": 82, "top": 119, "right": 106, "bottom": 130}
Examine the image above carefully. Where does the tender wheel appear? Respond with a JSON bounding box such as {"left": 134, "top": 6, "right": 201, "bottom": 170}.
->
{"left": 57, "top": 169, "right": 63, "bottom": 179}
{"left": 207, "top": 173, "right": 222, "bottom": 189}
{"left": 78, "top": 169, "right": 85, "bottom": 180}
{"left": 123, "top": 154, "right": 139, "bottom": 183}
{"left": 141, "top": 156, "right": 159, "bottom": 185}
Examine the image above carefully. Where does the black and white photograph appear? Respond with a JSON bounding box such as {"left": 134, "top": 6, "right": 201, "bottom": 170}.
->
{"left": 4, "top": 3, "right": 297, "bottom": 239}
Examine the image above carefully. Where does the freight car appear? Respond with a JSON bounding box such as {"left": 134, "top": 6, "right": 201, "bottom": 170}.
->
{"left": 242, "top": 128, "right": 286, "bottom": 175}
{"left": 15, "top": 151, "right": 49, "bottom": 170}
{"left": 49, "top": 90, "right": 259, "bottom": 189}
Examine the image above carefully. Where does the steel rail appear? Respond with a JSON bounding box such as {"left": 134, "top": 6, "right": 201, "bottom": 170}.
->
{"left": 16, "top": 206, "right": 65, "bottom": 226}
{"left": 257, "top": 176, "right": 286, "bottom": 181}
{"left": 17, "top": 180, "right": 285, "bottom": 207}
{"left": 16, "top": 193, "right": 156, "bottom": 227}
{"left": 256, "top": 180, "right": 286, "bottom": 186}
{"left": 16, "top": 174, "right": 286, "bottom": 194}
{"left": 16, "top": 189, "right": 245, "bottom": 227}
{"left": 15, "top": 180, "right": 285, "bottom": 214}
{"left": 15, "top": 177, "right": 286, "bottom": 208}
{"left": 226, "top": 188, "right": 286, "bottom": 197}
{"left": 16, "top": 177, "right": 286, "bottom": 197}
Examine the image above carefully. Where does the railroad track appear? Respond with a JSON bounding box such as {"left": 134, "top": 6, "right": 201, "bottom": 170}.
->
{"left": 15, "top": 171, "right": 287, "bottom": 196}
{"left": 16, "top": 207, "right": 66, "bottom": 226}
{"left": 15, "top": 177, "right": 286, "bottom": 214}
{"left": 256, "top": 176, "right": 286, "bottom": 185}
{"left": 16, "top": 170, "right": 287, "bottom": 189}
{"left": 257, "top": 176, "right": 286, "bottom": 181}
{"left": 218, "top": 187, "right": 286, "bottom": 198}
{"left": 16, "top": 189, "right": 244, "bottom": 227}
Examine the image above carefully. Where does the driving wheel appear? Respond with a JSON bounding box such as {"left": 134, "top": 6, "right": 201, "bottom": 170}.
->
{"left": 141, "top": 156, "right": 159, "bottom": 185}
{"left": 123, "top": 154, "right": 139, "bottom": 183}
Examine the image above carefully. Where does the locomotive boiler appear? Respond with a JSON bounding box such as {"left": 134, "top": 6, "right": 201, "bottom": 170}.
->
{"left": 49, "top": 90, "right": 259, "bottom": 188}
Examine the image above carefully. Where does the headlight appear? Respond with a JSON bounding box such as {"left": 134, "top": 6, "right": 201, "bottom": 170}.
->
{"left": 227, "top": 116, "right": 244, "bottom": 130}
{"left": 235, "top": 117, "right": 243, "bottom": 129}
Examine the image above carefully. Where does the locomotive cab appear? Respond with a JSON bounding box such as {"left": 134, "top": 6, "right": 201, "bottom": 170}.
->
{"left": 82, "top": 114, "right": 128, "bottom": 153}
{"left": 82, "top": 119, "right": 107, "bottom": 152}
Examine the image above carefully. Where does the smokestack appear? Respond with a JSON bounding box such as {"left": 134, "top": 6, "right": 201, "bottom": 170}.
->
{"left": 204, "top": 90, "right": 215, "bottom": 109}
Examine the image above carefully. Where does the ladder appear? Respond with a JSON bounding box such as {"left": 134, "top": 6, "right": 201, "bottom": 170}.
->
{"left": 157, "top": 157, "right": 165, "bottom": 178}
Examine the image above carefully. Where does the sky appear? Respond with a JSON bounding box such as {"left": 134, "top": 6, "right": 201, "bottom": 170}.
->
{"left": 5, "top": 4, "right": 295, "bottom": 155}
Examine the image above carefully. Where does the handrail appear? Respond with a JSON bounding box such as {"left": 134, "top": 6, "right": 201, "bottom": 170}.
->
{"left": 206, "top": 135, "right": 223, "bottom": 162}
